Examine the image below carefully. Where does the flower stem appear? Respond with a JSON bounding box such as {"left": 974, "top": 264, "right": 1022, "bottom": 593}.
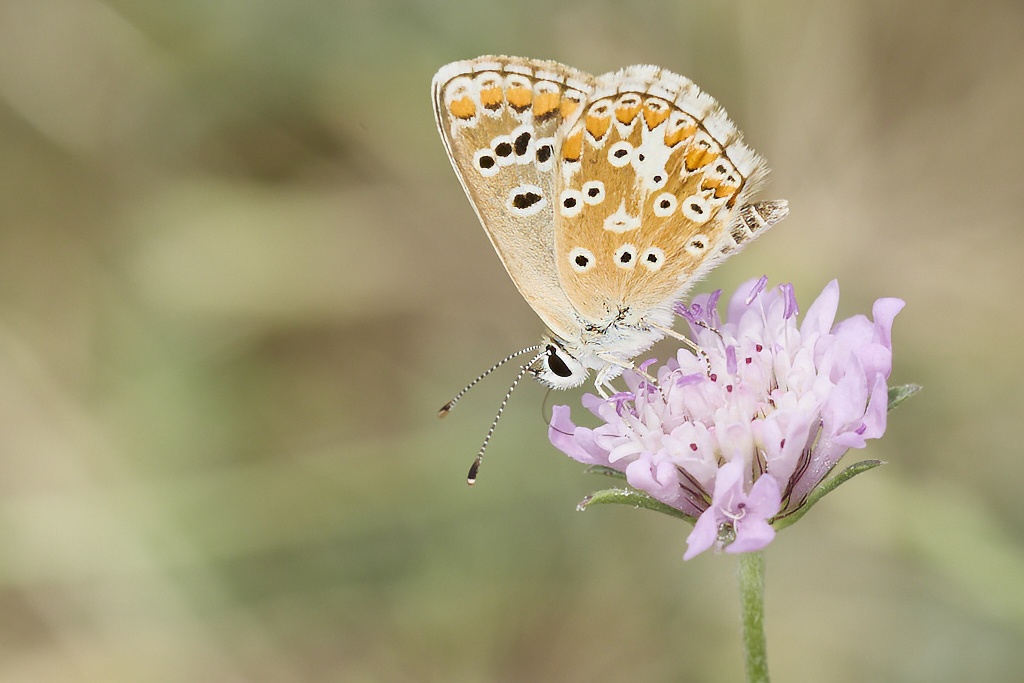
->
{"left": 738, "top": 551, "right": 770, "bottom": 683}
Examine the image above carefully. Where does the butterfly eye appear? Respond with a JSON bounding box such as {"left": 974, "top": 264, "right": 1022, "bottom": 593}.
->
{"left": 473, "top": 148, "right": 500, "bottom": 177}
{"left": 568, "top": 247, "right": 595, "bottom": 273}
{"left": 533, "top": 341, "right": 587, "bottom": 389}
{"left": 581, "top": 181, "right": 605, "bottom": 205}
{"left": 559, "top": 189, "right": 585, "bottom": 217}
{"left": 682, "top": 194, "right": 712, "bottom": 223}
{"left": 545, "top": 347, "right": 574, "bottom": 378}
{"left": 652, "top": 193, "right": 677, "bottom": 217}
{"left": 641, "top": 247, "right": 665, "bottom": 271}
{"left": 613, "top": 244, "right": 637, "bottom": 270}
{"left": 607, "top": 141, "right": 633, "bottom": 167}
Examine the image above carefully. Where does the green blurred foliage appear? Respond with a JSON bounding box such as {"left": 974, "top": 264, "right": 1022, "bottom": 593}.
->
{"left": 0, "top": 0, "right": 1022, "bottom": 680}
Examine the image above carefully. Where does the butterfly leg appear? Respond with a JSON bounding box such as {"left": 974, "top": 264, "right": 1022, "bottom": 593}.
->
{"left": 592, "top": 363, "right": 620, "bottom": 398}
{"left": 596, "top": 356, "right": 657, "bottom": 388}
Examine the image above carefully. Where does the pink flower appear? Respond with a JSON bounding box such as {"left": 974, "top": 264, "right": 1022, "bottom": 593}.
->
{"left": 683, "top": 461, "right": 781, "bottom": 560}
{"left": 549, "top": 279, "right": 904, "bottom": 559}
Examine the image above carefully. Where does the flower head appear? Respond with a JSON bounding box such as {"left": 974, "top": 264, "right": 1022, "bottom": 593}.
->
{"left": 549, "top": 279, "right": 904, "bottom": 559}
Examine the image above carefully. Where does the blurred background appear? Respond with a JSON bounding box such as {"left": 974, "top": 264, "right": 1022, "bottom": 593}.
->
{"left": 0, "top": 0, "right": 1022, "bottom": 681}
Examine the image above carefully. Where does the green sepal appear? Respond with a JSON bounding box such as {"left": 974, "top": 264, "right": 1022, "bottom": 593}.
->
{"left": 583, "top": 465, "right": 627, "bottom": 480}
{"left": 887, "top": 383, "right": 921, "bottom": 411}
{"left": 773, "top": 459, "right": 884, "bottom": 530}
{"left": 577, "top": 486, "right": 697, "bottom": 524}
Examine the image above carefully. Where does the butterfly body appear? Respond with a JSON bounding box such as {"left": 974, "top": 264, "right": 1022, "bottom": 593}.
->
{"left": 433, "top": 56, "right": 787, "bottom": 393}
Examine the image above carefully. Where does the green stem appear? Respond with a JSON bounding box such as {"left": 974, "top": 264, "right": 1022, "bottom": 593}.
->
{"left": 738, "top": 551, "right": 770, "bottom": 683}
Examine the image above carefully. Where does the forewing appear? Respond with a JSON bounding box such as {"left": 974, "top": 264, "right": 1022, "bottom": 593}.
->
{"left": 552, "top": 65, "right": 773, "bottom": 326}
{"left": 432, "top": 56, "right": 595, "bottom": 341}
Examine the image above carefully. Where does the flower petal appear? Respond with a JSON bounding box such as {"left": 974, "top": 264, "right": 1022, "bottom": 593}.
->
{"left": 746, "top": 473, "right": 783, "bottom": 518}
{"left": 871, "top": 297, "right": 905, "bottom": 350}
{"left": 726, "top": 519, "right": 776, "bottom": 554}
{"left": 800, "top": 279, "right": 840, "bottom": 339}
{"left": 684, "top": 508, "right": 720, "bottom": 560}
{"left": 548, "top": 405, "right": 610, "bottom": 466}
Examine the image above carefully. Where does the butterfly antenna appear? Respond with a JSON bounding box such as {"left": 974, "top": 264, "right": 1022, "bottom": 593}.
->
{"left": 438, "top": 345, "right": 543, "bottom": 417}
{"left": 467, "top": 348, "right": 547, "bottom": 485}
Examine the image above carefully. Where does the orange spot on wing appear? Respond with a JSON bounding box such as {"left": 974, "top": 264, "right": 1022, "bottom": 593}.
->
{"left": 586, "top": 113, "right": 611, "bottom": 140}
{"left": 560, "top": 97, "right": 581, "bottom": 119}
{"left": 643, "top": 103, "right": 670, "bottom": 130}
{"left": 665, "top": 122, "right": 697, "bottom": 147}
{"left": 685, "top": 144, "right": 720, "bottom": 171}
{"left": 615, "top": 103, "right": 641, "bottom": 125}
{"left": 507, "top": 87, "right": 532, "bottom": 111}
{"left": 716, "top": 184, "right": 739, "bottom": 199}
{"left": 533, "top": 91, "right": 560, "bottom": 118}
{"left": 448, "top": 96, "right": 476, "bottom": 120}
{"left": 562, "top": 129, "right": 583, "bottom": 162}
{"left": 480, "top": 87, "right": 503, "bottom": 110}
{"left": 702, "top": 178, "right": 740, "bottom": 199}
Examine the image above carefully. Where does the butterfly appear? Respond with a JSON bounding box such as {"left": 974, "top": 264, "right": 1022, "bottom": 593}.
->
{"left": 433, "top": 56, "right": 788, "bottom": 481}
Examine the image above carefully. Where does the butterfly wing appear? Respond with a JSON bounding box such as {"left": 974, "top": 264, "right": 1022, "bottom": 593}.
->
{"left": 551, "top": 65, "right": 773, "bottom": 326}
{"left": 432, "top": 56, "right": 596, "bottom": 342}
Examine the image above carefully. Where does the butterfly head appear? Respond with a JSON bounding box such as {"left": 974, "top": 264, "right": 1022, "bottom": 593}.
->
{"left": 532, "top": 337, "right": 589, "bottom": 389}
